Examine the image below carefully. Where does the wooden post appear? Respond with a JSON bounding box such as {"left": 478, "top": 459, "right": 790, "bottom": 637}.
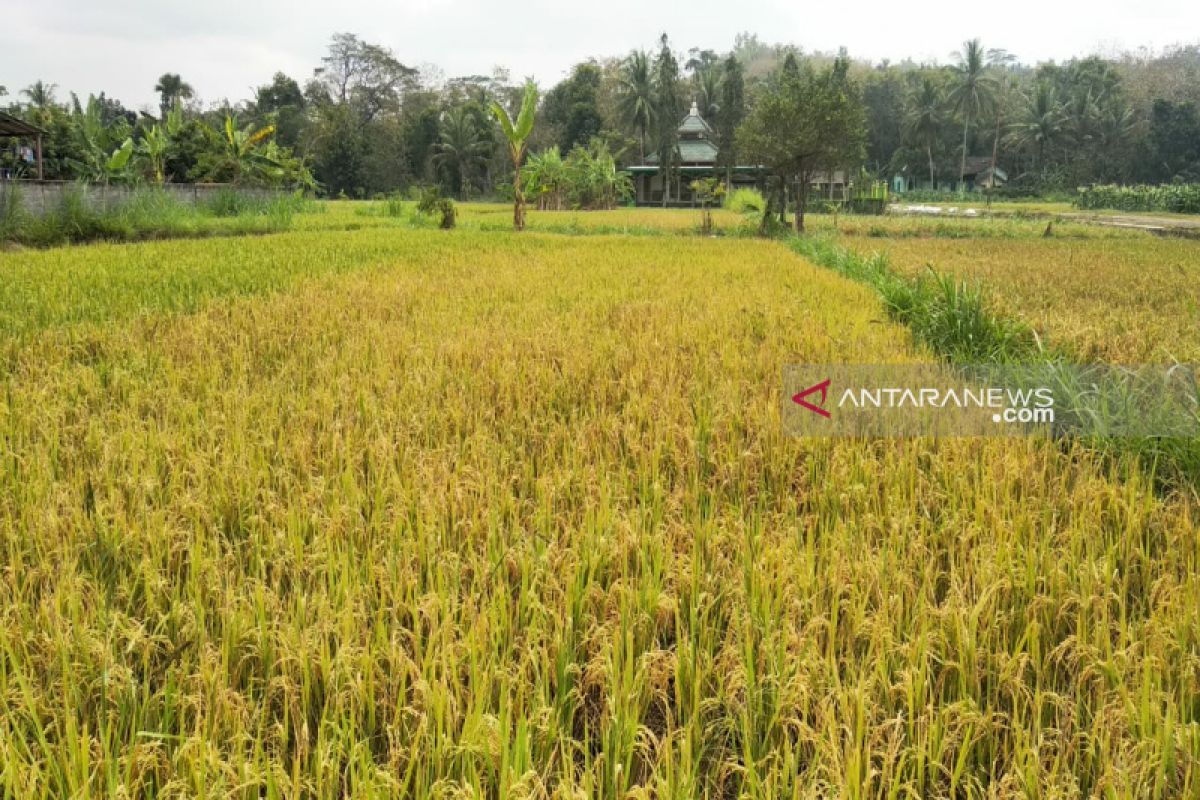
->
{"left": 35, "top": 134, "right": 43, "bottom": 181}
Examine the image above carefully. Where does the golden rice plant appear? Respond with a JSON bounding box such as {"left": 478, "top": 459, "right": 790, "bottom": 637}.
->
{"left": 844, "top": 236, "right": 1200, "bottom": 363}
{"left": 0, "top": 227, "right": 1196, "bottom": 798}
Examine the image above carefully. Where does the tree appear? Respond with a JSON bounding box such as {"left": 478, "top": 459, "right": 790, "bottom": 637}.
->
{"left": 1147, "top": 99, "right": 1200, "bottom": 181}
{"left": 863, "top": 67, "right": 907, "bottom": 174}
{"left": 652, "top": 34, "right": 683, "bottom": 207}
{"left": 314, "top": 33, "right": 417, "bottom": 126}
{"left": 542, "top": 62, "right": 604, "bottom": 153}
{"left": 154, "top": 74, "right": 194, "bottom": 121}
{"left": 692, "top": 65, "right": 721, "bottom": 121}
{"left": 903, "top": 78, "right": 944, "bottom": 188}
{"left": 617, "top": 51, "right": 656, "bottom": 161}
{"left": 21, "top": 81, "right": 57, "bottom": 110}
{"left": 947, "top": 39, "right": 997, "bottom": 190}
{"left": 434, "top": 106, "right": 491, "bottom": 197}
{"left": 253, "top": 73, "right": 307, "bottom": 149}
{"left": 716, "top": 55, "right": 745, "bottom": 185}
{"left": 738, "top": 56, "right": 866, "bottom": 232}
{"left": 491, "top": 80, "right": 539, "bottom": 231}
{"left": 1007, "top": 81, "right": 1067, "bottom": 177}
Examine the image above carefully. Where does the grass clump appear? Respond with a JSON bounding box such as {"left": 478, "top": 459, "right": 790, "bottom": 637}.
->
{"left": 0, "top": 183, "right": 304, "bottom": 247}
{"left": 723, "top": 186, "right": 766, "bottom": 214}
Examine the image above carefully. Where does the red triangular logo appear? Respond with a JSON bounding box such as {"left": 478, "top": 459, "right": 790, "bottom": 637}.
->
{"left": 792, "top": 378, "right": 832, "bottom": 418}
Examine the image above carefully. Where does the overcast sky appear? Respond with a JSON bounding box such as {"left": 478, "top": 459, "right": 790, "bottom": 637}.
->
{"left": 2, "top": 0, "right": 1197, "bottom": 112}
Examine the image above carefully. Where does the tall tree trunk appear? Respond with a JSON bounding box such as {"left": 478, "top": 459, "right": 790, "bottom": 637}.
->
{"left": 959, "top": 113, "right": 970, "bottom": 193}
{"left": 759, "top": 179, "right": 775, "bottom": 236}
{"left": 927, "top": 144, "right": 935, "bottom": 189}
{"left": 988, "top": 111, "right": 1002, "bottom": 207}
{"left": 795, "top": 175, "right": 807, "bottom": 233}
{"left": 512, "top": 163, "right": 524, "bottom": 231}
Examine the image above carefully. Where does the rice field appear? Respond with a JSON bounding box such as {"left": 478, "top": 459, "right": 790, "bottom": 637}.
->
{"left": 843, "top": 236, "right": 1200, "bottom": 363}
{"left": 1, "top": 213, "right": 1198, "bottom": 798}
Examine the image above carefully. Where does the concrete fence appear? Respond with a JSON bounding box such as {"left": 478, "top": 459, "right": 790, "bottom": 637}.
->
{"left": 0, "top": 180, "right": 282, "bottom": 217}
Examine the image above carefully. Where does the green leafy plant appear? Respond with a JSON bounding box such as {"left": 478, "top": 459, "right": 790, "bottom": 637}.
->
{"left": 417, "top": 185, "right": 457, "bottom": 229}
{"left": 491, "top": 80, "right": 539, "bottom": 231}
{"left": 689, "top": 177, "right": 725, "bottom": 234}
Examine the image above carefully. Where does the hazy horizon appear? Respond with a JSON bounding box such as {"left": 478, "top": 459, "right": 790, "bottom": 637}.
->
{"left": 2, "top": 0, "right": 1197, "bottom": 113}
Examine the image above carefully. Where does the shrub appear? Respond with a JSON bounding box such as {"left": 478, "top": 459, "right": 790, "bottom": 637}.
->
{"left": 723, "top": 187, "right": 765, "bottom": 214}
{"left": 1075, "top": 184, "right": 1200, "bottom": 214}
{"left": 417, "top": 186, "right": 457, "bottom": 229}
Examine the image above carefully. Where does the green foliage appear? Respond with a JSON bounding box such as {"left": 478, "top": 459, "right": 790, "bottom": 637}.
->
{"left": 723, "top": 187, "right": 765, "bottom": 214}
{"left": 433, "top": 106, "right": 492, "bottom": 198}
{"left": 737, "top": 55, "right": 867, "bottom": 231}
{"left": 0, "top": 185, "right": 301, "bottom": 247}
{"left": 417, "top": 185, "right": 457, "bottom": 228}
{"left": 524, "top": 141, "right": 632, "bottom": 210}
{"left": 490, "top": 80, "right": 539, "bottom": 230}
{"left": 1075, "top": 183, "right": 1200, "bottom": 213}
{"left": 1147, "top": 100, "right": 1200, "bottom": 182}
{"left": 617, "top": 51, "right": 656, "bottom": 159}
{"left": 541, "top": 62, "right": 604, "bottom": 154}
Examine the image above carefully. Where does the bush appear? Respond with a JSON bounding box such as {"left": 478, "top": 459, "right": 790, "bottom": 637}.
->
{"left": 417, "top": 186, "right": 456, "bottom": 229}
{"left": 723, "top": 187, "right": 765, "bottom": 214}
{"left": 1074, "top": 184, "right": 1200, "bottom": 214}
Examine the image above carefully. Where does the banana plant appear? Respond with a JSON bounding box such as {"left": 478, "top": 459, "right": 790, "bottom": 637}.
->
{"left": 490, "top": 80, "right": 538, "bottom": 231}
{"left": 138, "top": 124, "right": 170, "bottom": 183}
{"left": 219, "top": 115, "right": 280, "bottom": 184}
{"left": 68, "top": 94, "right": 136, "bottom": 184}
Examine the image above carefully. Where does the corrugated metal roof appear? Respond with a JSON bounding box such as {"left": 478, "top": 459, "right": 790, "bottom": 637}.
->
{"left": 0, "top": 111, "right": 45, "bottom": 137}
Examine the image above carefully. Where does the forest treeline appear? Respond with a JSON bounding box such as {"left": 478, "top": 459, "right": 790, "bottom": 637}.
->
{"left": 3, "top": 32, "right": 1199, "bottom": 198}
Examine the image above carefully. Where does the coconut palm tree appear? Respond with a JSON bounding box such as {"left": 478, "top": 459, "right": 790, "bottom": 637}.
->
{"left": 434, "top": 107, "right": 491, "bottom": 198}
{"left": 693, "top": 65, "right": 721, "bottom": 121}
{"left": 490, "top": 80, "right": 538, "bottom": 231}
{"left": 618, "top": 51, "right": 656, "bottom": 162}
{"left": 154, "top": 73, "right": 194, "bottom": 122}
{"left": 946, "top": 39, "right": 997, "bottom": 191}
{"left": 21, "top": 81, "right": 57, "bottom": 109}
{"left": 903, "top": 78, "right": 944, "bottom": 189}
{"left": 1007, "top": 81, "right": 1067, "bottom": 176}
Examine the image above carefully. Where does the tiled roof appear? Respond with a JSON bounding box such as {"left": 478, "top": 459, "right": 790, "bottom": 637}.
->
{"left": 645, "top": 138, "right": 720, "bottom": 165}
{"left": 678, "top": 139, "right": 719, "bottom": 164}
{"left": 678, "top": 102, "right": 713, "bottom": 136}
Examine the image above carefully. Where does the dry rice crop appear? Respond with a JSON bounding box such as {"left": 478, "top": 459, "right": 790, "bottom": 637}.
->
{"left": 843, "top": 236, "right": 1200, "bottom": 363}
{"left": 1, "top": 228, "right": 1197, "bottom": 798}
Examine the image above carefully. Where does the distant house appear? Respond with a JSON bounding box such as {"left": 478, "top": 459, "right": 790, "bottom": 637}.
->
{"left": 626, "top": 102, "right": 763, "bottom": 206}
{"left": 0, "top": 111, "right": 46, "bottom": 181}
{"left": 891, "top": 155, "right": 1007, "bottom": 194}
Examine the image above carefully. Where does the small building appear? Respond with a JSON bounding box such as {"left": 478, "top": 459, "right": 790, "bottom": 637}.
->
{"left": 891, "top": 155, "right": 1007, "bottom": 194}
{"left": 0, "top": 111, "right": 46, "bottom": 181}
{"left": 626, "top": 102, "right": 763, "bottom": 206}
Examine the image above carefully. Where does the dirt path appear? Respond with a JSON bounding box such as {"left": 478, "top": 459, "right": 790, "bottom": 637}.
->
{"left": 1061, "top": 211, "right": 1200, "bottom": 235}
